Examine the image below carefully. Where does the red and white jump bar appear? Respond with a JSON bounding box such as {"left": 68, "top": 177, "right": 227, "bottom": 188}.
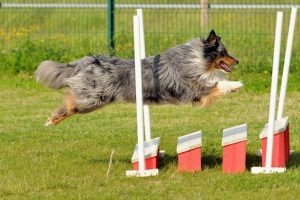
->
{"left": 177, "top": 131, "right": 202, "bottom": 172}
{"left": 222, "top": 124, "right": 247, "bottom": 173}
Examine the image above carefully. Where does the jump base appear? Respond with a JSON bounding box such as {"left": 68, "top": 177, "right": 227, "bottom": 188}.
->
{"left": 178, "top": 147, "right": 202, "bottom": 172}
{"left": 261, "top": 131, "right": 286, "bottom": 167}
{"left": 133, "top": 154, "right": 158, "bottom": 170}
{"left": 285, "top": 124, "right": 290, "bottom": 161}
{"left": 125, "top": 169, "right": 159, "bottom": 177}
{"left": 251, "top": 167, "right": 286, "bottom": 174}
{"left": 222, "top": 141, "right": 246, "bottom": 174}
{"left": 222, "top": 124, "right": 247, "bottom": 174}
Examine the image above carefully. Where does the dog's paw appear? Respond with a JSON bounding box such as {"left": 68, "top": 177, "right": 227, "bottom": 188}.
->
{"left": 230, "top": 81, "right": 243, "bottom": 92}
{"left": 44, "top": 118, "right": 55, "bottom": 127}
{"left": 217, "top": 81, "right": 243, "bottom": 94}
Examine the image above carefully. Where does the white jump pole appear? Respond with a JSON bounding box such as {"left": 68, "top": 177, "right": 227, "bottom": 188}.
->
{"left": 137, "top": 9, "right": 146, "bottom": 59}
{"left": 277, "top": 8, "right": 297, "bottom": 120}
{"left": 265, "top": 11, "right": 283, "bottom": 170}
{"left": 143, "top": 105, "right": 152, "bottom": 141}
{"left": 137, "top": 9, "right": 152, "bottom": 141}
{"left": 251, "top": 12, "right": 285, "bottom": 174}
{"left": 133, "top": 15, "right": 145, "bottom": 172}
{"left": 126, "top": 13, "right": 159, "bottom": 177}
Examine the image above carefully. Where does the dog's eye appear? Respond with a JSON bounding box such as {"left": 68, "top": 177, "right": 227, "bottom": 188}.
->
{"left": 222, "top": 49, "right": 228, "bottom": 56}
{"left": 221, "top": 51, "right": 227, "bottom": 56}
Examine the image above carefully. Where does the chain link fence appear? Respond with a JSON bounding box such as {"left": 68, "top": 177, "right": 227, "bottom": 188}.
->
{"left": 0, "top": 0, "right": 299, "bottom": 73}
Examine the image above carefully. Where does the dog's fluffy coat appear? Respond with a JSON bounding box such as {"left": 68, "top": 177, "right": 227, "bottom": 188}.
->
{"left": 36, "top": 30, "right": 243, "bottom": 126}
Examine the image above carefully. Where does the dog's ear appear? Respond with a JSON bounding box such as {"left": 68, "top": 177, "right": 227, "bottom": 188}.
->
{"left": 207, "top": 29, "right": 218, "bottom": 46}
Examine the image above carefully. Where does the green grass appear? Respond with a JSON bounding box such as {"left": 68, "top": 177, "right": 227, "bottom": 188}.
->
{"left": 1, "top": 3, "right": 300, "bottom": 198}
{"left": 1, "top": 75, "right": 300, "bottom": 199}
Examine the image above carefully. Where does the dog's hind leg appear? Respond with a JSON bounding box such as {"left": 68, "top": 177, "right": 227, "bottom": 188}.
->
{"left": 45, "top": 95, "right": 79, "bottom": 126}
{"left": 45, "top": 93, "right": 111, "bottom": 126}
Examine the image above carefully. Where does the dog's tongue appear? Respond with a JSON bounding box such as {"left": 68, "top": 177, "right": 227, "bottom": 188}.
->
{"left": 220, "top": 62, "right": 231, "bottom": 72}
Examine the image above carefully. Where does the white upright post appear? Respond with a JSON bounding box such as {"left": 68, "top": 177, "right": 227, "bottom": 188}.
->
{"left": 143, "top": 105, "right": 152, "bottom": 141}
{"left": 251, "top": 12, "right": 286, "bottom": 174}
{"left": 265, "top": 12, "right": 283, "bottom": 170}
{"left": 133, "top": 15, "right": 145, "bottom": 172}
{"left": 137, "top": 9, "right": 151, "bottom": 141}
{"left": 126, "top": 14, "right": 159, "bottom": 177}
{"left": 137, "top": 9, "right": 146, "bottom": 59}
{"left": 277, "top": 8, "right": 297, "bottom": 120}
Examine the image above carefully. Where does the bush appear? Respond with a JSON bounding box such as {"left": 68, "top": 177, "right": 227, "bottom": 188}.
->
{"left": 0, "top": 37, "right": 99, "bottom": 74}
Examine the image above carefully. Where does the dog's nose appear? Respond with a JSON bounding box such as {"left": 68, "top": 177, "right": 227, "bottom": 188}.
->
{"left": 236, "top": 60, "right": 239, "bottom": 64}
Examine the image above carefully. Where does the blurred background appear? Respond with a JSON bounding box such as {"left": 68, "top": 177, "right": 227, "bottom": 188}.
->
{"left": 0, "top": 0, "right": 299, "bottom": 75}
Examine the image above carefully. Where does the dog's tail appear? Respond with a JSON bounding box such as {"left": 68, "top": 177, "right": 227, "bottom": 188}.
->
{"left": 35, "top": 60, "right": 76, "bottom": 89}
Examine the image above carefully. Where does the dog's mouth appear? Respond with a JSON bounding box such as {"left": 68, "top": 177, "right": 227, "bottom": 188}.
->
{"left": 219, "top": 61, "right": 231, "bottom": 73}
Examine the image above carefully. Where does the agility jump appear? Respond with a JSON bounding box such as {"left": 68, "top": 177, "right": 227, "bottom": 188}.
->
{"left": 125, "top": 8, "right": 297, "bottom": 176}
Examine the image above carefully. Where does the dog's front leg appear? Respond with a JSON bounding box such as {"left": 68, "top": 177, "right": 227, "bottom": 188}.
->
{"left": 194, "top": 81, "right": 243, "bottom": 107}
{"left": 217, "top": 80, "right": 243, "bottom": 94}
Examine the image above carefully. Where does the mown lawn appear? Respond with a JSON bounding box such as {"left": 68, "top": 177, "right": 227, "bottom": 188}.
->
{"left": 1, "top": 1, "right": 300, "bottom": 199}
{"left": 1, "top": 74, "right": 300, "bottom": 199}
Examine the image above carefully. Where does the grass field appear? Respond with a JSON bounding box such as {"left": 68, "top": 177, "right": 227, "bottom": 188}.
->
{"left": 1, "top": 74, "right": 300, "bottom": 199}
{"left": 1, "top": 1, "right": 300, "bottom": 199}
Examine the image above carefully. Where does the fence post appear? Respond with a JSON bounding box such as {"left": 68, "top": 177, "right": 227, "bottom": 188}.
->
{"left": 201, "top": 0, "right": 208, "bottom": 30}
{"left": 108, "top": 0, "right": 115, "bottom": 55}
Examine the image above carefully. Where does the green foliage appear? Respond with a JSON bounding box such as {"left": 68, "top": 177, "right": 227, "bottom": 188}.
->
{"left": 1, "top": 39, "right": 67, "bottom": 73}
{"left": 0, "top": 37, "right": 106, "bottom": 74}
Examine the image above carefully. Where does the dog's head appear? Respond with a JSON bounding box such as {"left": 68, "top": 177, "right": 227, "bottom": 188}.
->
{"left": 203, "top": 30, "right": 239, "bottom": 73}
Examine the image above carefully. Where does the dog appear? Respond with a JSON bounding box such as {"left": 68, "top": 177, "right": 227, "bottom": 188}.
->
{"left": 36, "top": 30, "right": 243, "bottom": 126}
